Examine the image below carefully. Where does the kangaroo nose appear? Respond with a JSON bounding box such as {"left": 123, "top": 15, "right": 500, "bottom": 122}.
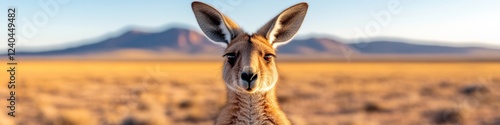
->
{"left": 241, "top": 72, "right": 257, "bottom": 83}
{"left": 241, "top": 72, "right": 258, "bottom": 90}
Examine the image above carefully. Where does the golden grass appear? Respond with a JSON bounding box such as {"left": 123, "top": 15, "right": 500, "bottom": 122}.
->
{"left": 0, "top": 61, "right": 499, "bottom": 125}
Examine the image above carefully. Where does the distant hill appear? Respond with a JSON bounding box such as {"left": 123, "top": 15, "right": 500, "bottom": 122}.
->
{"left": 279, "top": 38, "right": 358, "bottom": 55}
{"left": 13, "top": 26, "right": 500, "bottom": 60}
{"left": 349, "top": 41, "right": 500, "bottom": 54}
{"left": 18, "top": 28, "right": 219, "bottom": 55}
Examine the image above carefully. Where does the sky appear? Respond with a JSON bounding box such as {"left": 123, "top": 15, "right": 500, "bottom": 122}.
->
{"left": 1, "top": 0, "right": 500, "bottom": 51}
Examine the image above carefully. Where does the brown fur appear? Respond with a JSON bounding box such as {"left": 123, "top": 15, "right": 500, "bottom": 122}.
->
{"left": 215, "top": 34, "right": 289, "bottom": 125}
{"left": 216, "top": 88, "right": 289, "bottom": 125}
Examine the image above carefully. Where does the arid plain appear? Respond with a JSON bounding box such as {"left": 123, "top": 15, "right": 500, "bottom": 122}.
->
{"left": 1, "top": 60, "right": 499, "bottom": 125}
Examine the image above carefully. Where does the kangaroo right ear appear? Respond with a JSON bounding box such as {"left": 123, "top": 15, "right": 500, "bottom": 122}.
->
{"left": 192, "top": 2, "right": 242, "bottom": 47}
{"left": 256, "top": 3, "right": 308, "bottom": 48}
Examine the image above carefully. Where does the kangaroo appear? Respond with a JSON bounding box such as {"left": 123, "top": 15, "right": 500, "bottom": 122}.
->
{"left": 192, "top": 2, "right": 308, "bottom": 125}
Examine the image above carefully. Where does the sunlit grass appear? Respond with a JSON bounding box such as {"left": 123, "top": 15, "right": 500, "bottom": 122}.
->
{"left": 0, "top": 61, "right": 499, "bottom": 125}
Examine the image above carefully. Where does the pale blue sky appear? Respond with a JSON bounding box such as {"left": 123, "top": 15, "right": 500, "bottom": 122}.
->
{"left": 1, "top": 0, "right": 499, "bottom": 51}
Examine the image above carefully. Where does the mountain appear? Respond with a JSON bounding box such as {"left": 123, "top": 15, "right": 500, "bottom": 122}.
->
{"left": 278, "top": 38, "right": 358, "bottom": 55}
{"left": 13, "top": 26, "right": 500, "bottom": 60}
{"left": 349, "top": 41, "right": 500, "bottom": 54}
{"left": 18, "top": 28, "right": 220, "bottom": 56}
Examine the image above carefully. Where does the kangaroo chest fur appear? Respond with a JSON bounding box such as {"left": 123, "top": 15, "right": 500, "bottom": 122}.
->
{"left": 215, "top": 91, "right": 290, "bottom": 125}
{"left": 233, "top": 92, "right": 274, "bottom": 125}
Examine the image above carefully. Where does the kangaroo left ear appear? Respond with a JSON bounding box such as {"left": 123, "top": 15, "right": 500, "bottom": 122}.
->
{"left": 192, "top": 1, "right": 242, "bottom": 48}
{"left": 256, "top": 3, "right": 308, "bottom": 48}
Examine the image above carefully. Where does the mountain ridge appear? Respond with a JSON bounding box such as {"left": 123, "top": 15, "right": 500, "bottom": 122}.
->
{"left": 12, "top": 26, "right": 500, "bottom": 60}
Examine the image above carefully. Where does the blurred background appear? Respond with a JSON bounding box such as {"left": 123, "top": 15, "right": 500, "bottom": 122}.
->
{"left": 0, "top": 0, "right": 499, "bottom": 125}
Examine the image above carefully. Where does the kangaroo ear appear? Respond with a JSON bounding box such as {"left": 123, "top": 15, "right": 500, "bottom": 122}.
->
{"left": 256, "top": 3, "right": 308, "bottom": 48}
{"left": 192, "top": 2, "right": 242, "bottom": 47}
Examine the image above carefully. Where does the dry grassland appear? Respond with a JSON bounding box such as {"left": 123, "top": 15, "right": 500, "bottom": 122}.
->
{"left": 0, "top": 61, "right": 499, "bottom": 125}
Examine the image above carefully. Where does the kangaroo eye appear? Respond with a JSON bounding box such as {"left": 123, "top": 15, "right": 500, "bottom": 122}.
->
{"left": 264, "top": 54, "right": 275, "bottom": 62}
{"left": 224, "top": 53, "right": 237, "bottom": 65}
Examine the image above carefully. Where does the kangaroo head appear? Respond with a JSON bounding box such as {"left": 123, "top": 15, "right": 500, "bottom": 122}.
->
{"left": 192, "top": 2, "right": 308, "bottom": 93}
